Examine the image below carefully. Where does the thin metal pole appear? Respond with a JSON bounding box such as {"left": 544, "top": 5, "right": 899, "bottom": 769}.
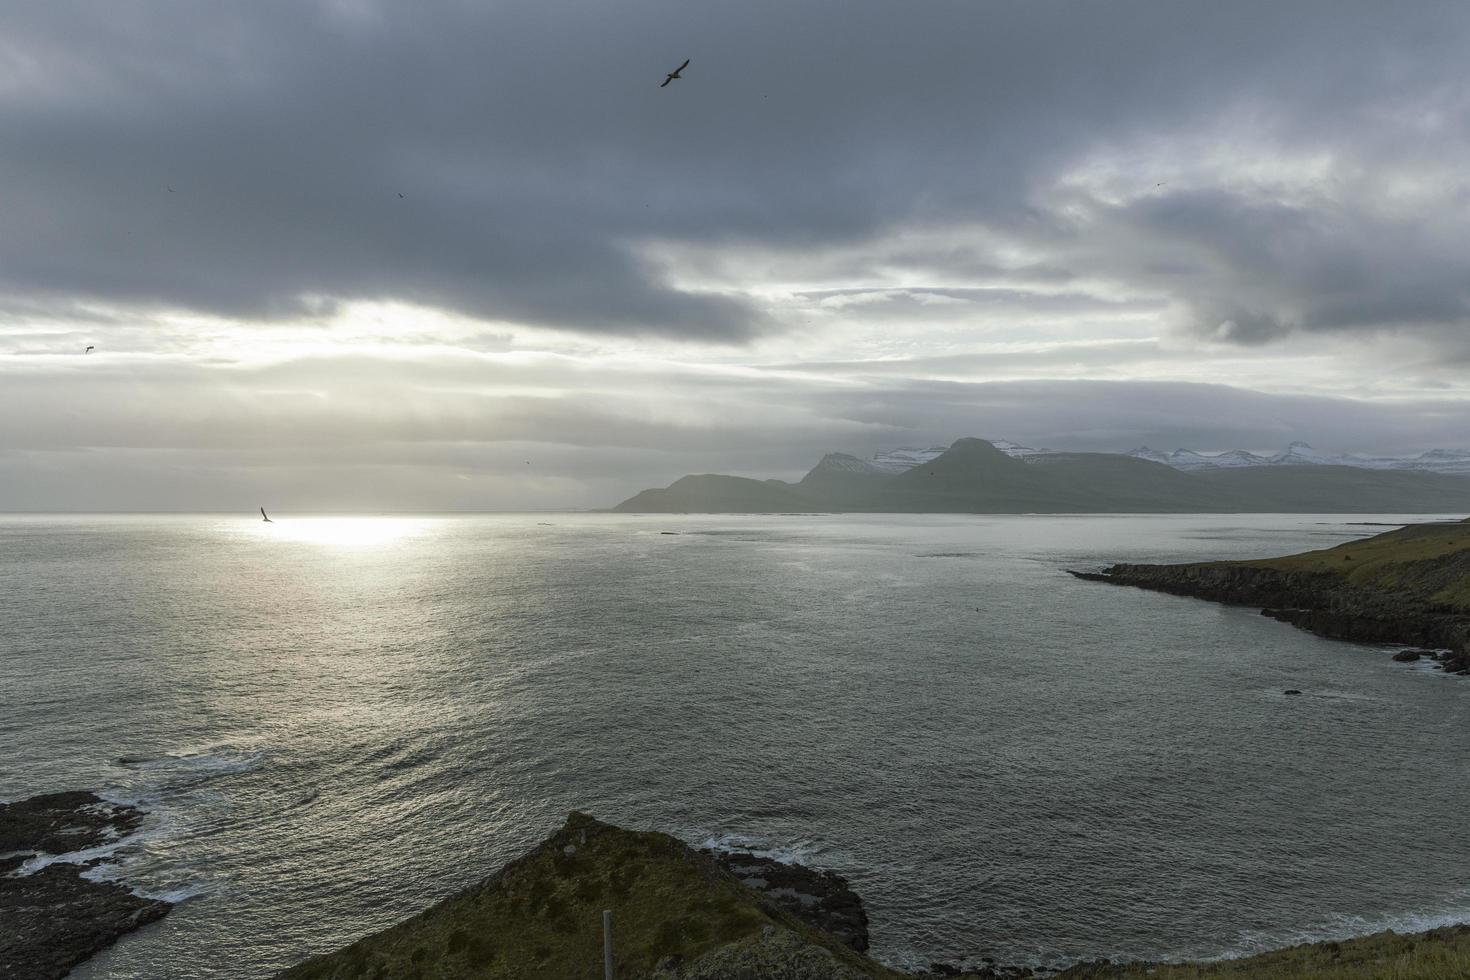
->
{"left": 602, "top": 909, "right": 614, "bottom": 980}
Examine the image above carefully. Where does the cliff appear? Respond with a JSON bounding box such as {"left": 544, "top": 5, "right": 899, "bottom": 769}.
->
{"left": 1071, "top": 517, "right": 1470, "bottom": 665}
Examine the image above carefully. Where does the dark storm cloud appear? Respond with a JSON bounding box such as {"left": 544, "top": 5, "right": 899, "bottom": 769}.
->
{"left": 3, "top": 0, "right": 1469, "bottom": 342}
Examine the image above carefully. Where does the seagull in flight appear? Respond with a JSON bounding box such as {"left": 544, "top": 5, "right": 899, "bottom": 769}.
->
{"left": 260, "top": 507, "right": 273, "bottom": 523}
{"left": 660, "top": 58, "right": 690, "bottom": 88}
{"left": 85, "top": 345, "right": 94, "bottom": 353}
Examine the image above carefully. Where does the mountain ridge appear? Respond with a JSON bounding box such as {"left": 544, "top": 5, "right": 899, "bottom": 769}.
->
{"left": 612, "top": 439, "right": 1470, "bottom": 514}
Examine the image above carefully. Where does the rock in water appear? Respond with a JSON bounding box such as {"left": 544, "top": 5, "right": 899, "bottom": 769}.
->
{"left": 0, "top": 791, "right": 171, "bottom": 980}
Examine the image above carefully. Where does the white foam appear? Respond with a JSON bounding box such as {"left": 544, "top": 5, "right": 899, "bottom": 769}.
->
{"left": 695, "top": 831, "right": 828, "bottom": 868}
{"left": 18, "top": 839, "right": 131, "bottom": 875}
{"left": 113, "top": 746, "right": 265, "bottom": 787}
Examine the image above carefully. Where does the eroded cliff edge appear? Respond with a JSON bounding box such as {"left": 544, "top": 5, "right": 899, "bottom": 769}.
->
{"left": 1070, "top": 517, "right": 1470, "bottom": 666}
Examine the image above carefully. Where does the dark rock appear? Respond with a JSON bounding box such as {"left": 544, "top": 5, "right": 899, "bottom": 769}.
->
{"left": 0, "top": 792, "right": 172, "bottom": 980}
{"left": 1074, "top": 559, "right": 1470, "bottom": 669}
{"left": 1392, "top": 650, "right": 1423, "bottom": 662}
{"left": 0, "top": 791, "right": 142, "bottom": 855}
{"left": 706, "top": 850, "right": 870, "bottom": 953}
{"left": 0, "top": 864, "right": 171, "bottom": 980}
{"left": 1284, "top": 689, "right": 1303, "bottom": 696}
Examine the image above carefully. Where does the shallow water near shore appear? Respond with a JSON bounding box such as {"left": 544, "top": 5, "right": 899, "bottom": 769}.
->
{"left": 3, "top": 512, "right": 1470, "bottom": 977}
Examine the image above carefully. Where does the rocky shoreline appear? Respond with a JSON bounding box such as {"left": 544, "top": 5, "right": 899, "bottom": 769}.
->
{"left": 0, "top": 791, "right": 172, "bottom": 980}
{"left": 1069, "top": 518, "right": 1470, "bottom": 672}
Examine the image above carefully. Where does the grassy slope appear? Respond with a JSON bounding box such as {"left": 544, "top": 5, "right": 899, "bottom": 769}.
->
{"left": 280, "top": 812, "right": 900, "bottom": 980}
{"left": 277, "top": 812, "right": 1470, "bottom": 980}
{"left": 1228, "top": 517, "right": 1470, "bottom": 610}
{"left": 1064, "top": 926, "right": 1470, "bottom": 980}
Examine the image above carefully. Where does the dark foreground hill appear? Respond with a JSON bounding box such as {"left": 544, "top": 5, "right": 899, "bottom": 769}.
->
{"left": 613, "top": 438, "right": 1470, "bottom": 513}
{"left": 278, "top": 811, "right": 1470, "bottom": 979}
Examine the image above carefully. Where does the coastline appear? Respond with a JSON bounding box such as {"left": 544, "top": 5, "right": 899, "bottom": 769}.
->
{"left": 276, "top": 811, "right": 1470, "bottom": 979}
{"left": 1070, "top": 516, "right": 1470, "bottom": 669}
{"left": 0, "top": 792, "right": 172, "bottom": 980}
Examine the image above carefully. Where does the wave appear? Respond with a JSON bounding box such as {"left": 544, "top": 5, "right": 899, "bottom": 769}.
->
{"left": 694, "top": 830, "right": 831, "bottom": 869}
{"left": 111, "top": 745, "right": 266, "bottom": 791}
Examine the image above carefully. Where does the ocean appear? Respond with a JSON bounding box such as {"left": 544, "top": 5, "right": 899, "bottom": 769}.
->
{"left": 3, "top": 513, "right": 1469, "bottom": 977}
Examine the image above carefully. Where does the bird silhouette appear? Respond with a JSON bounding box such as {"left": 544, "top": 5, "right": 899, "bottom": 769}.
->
{"left": 660, "top": 58, "right": 690, "bottom": 88}
{"left": 85, "top": 345, "right": 94, "bottom": 353}
{"left": 397, "top": 193, "right": 404, "bottom": 199}
{"left": 260, "top": 507, "right": 273, "bottom": 523}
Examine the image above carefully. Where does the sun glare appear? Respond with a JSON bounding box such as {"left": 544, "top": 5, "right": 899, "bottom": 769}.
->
{"left": 253, "top": 516, "right": 437, "bottom": 547}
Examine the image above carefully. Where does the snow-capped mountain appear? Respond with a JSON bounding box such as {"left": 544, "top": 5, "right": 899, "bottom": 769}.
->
{"left": 1269, "top": 441, "right": 1334, "bottom": 465}
{"left": 871, "top": 440, "right": 1054, "bottom": 472}
{"left": 1126, "top": 447, "right": 1268, "bottom": 469}
{"left": 1127, "top": 441, "right": 1470, "bottom": 475}
{"left": 865, "top": 438, "right": 1470, "bottom": 477}
{"left": 870, "top": 446, "right": 948, "bottom": 473}
{"left": 989, "top": 439, "right": 1056, "bottom": 459}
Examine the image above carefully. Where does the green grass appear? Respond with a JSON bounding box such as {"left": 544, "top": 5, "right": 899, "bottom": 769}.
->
{"left": 1221, "top": 518, "right": 1470, "bottom": 610}
{"left": 280, "top": 812, "right": 901, "bottom": 980}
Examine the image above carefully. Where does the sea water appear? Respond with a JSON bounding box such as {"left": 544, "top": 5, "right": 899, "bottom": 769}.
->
{"left": 3, "top": 513, "right": 1468, "bottom": 977}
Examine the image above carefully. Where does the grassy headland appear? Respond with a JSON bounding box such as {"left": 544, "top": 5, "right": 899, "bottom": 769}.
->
{"left": 1073, "top": 517, "right": 1470, "bottom": 662}
{"left": 278, "top": 811, "right": 1470, "bottom": 980}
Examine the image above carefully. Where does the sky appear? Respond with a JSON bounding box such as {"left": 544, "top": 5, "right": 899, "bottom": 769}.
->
{"left": 2, "top": 0, "right": 1469, "bottom": 511}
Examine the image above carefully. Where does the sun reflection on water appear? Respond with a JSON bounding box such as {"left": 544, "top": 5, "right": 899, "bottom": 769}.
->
{"left": 251, "top": 516, "right": 438, "bottom": 547}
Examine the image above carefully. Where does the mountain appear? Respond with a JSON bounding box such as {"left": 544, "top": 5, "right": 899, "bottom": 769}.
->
{"left": 989, "top": 438, "right": 1055, "bottom": 459}
{"left": 611, "top": 439, "right": 1470, "bottom": 513}
{"left": 869, "top": 446, "right": 946, "bottom": 473}
{"left": 1127, "top": 447, "right": 1270, "bottom": 469}
{"left": 1127, "top": 441, "right": 1470, "bottom": 475}
{"left": 612, "top": 474, "right": 814, "bottom": 513}
{"left": 1269, "top": 440, "right": 1334, "bottom": 465}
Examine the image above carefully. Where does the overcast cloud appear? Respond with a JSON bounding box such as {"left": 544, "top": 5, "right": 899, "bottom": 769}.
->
{"left": 2, "top": 0, "right": 1469, "bottom": 510}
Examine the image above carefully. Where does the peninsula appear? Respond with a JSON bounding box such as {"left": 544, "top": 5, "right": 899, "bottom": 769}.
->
{"left": 1071, "top": 516, "right": 1470, "bottom": 665}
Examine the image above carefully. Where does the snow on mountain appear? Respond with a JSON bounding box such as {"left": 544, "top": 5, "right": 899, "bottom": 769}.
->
{"left": 1163, "top": 449, "right": 1217, "bottom": 471}
{"left": 1126, "top": 440, "right": 1470, "bottom": 474}
{"left": 1404, "top": 449, "right": 1470, "bottom": 475}
{"left": 870, "top": 446, "right": 948, "bottom": 473}
{"left": 990, "top": 439, "right": 1056, "bottom": 459}
{"left": 1207, "top": 449, "right": 1272, "bottom": 467}
{"left": 1269, "top": 441, "right": 1335, "bottom": 465}
{"left": 866, "top": 439, "right": 1470, "bottom": 476}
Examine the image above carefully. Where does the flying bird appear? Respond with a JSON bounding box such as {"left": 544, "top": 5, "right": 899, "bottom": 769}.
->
{"left": 398, "top": 193, "right": 404, "bottom": 199}
{"left": 660, "top": 58, "right": 690, "bottom": 88}
{"left": 85, "top": 346, "right": 94, "bottom": 353}
{"left": 260, "top": 507, "right": 273, "bottom": 523}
